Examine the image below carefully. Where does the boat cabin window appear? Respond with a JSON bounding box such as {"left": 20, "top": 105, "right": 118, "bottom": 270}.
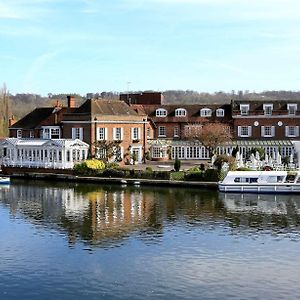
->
{"left": 234, "top": 177, "right": 258, "bottom": 183}
{"left": 285, "top": 174, "right": 296, "bottom": 183}
{"left": 296, "top": 177, "right": 300, "bottom": 183}
{"left": 277, "top": 176, "right": 285, "bottom": 183}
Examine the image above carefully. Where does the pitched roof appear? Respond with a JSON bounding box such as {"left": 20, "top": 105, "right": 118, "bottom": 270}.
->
{"left": 10, "top": 108, "right": 55, "bottom": 129}
{"left": 71, "top": 99, "right": 139, "bottom": 117}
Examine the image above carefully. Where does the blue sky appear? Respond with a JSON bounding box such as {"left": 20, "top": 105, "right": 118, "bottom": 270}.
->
{"left": 1, "top": 0, "right": 300, "bottom": 96}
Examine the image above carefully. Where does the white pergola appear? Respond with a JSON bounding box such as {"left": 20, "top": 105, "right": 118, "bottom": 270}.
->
{"left": 0, "top": 138, "right": 89, "bottom": 169}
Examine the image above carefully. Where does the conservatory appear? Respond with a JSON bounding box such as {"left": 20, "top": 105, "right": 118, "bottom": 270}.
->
{"left": 0, "top": 138, "right": 89, "bottom": 169}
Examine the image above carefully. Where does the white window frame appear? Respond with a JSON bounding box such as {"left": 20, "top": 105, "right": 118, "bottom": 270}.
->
{"left": 72, "top": 127, "right": 83, "bottom": 140}
{"left": 42, "top": 126, "right": 61, "bottom": 139}
{"left": 132, "top": 127, "right": 140, "bottom": 140}
{"left": 200, "top": 108, "right": 212, "bottom": 117}
{"left": 113, "top": 127, "right": 123, "bottom": 140}
{"left": 261, "top": 126, "right": 275, "bottom": 137}
{"left": 216, "top": 108, "right": 224, "bottom": 117}
{"left": 175, "top": 108, "right": 187, "bottom": 117}
{"left": 174, "top": 126, "right": 179, "bottom": 137}
{"left": 156, "top": 108, "right": 167, "bottom": 117}
{"left": 97, "top": 127, "right": 107, "bottom": 141}
{"left": 240, "top": 104, "right": 250, "bottom": 116}
{"left": 285, "top": 126, "right": 299, "bottom": 137}
{"left": 238, "top": 126, "right": 252, "bottom": 137}
{"left": 287, "top": 104, "right": 297, "bottom": 115}
{"left": 17, "top": 129, "right": 22, "bottom": 138}
{"left": 158, "top": 126, "right": 166, "bottom": 137}
{"left": 263, "top": 104, "right": 273, "bottom": 116}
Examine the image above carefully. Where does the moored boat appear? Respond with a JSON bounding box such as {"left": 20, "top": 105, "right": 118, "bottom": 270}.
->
{"left": 218, "top": 171, "right": 300, "bottom": 193}
{"left": 0, "top": 176, "right": 10, "bottom": 185}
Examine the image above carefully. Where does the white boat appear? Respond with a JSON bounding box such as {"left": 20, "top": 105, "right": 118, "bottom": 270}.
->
{"left": 0, "top": 176, "right": 10, "bottom": 185}
{"left": 218, "top": 171, "right": 300, "bottom": 193}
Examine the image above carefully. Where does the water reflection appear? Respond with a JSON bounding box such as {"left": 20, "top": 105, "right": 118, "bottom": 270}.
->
{"left": 1, "top": 180, "right": 300, "bottom": 247}
{"left": 220, "top": 192, "right": 300, "bottom": 235}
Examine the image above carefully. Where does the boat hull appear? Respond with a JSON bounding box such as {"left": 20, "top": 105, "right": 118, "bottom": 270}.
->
{"left": 218, "top": 183, "right": 300, "bottom": 194}
{"left": 0, "top": 177, "right": 10, "bottom": 185}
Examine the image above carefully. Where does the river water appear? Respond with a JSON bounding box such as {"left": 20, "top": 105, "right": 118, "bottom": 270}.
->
{"left": 0, "top": 180, "right": 300, "bottom": 300}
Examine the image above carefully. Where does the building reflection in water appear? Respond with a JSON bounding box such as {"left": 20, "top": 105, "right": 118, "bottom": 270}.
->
{"left": 1, "top": 181, "right": 300, "bottom": 247}
{"left": 0, "top": 182, "right": 221, "bottom": 246}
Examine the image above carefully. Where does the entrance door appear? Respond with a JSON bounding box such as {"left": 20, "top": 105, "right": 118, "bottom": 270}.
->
{"left": 131, "top": 147, "right": 142, "bottom": 163}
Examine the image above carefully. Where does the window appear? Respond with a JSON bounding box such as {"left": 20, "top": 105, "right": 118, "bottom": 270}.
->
{"left": 132, "top": 128, "right": 140, "bottom": 140}
{"left": 261, "top": 126, "right": 275, "bottom": 137}
{"left": 97, "top": 148, "right": 106, "bottom": 159}
{"left": 263, "top": 104, "right": 273, "bottom": 116}
{"left": 238, "top": 126, "right": 252, "bottom": 137}
{"left": 174, "top": 126, "right": 179, "bottom": 137}
{"left": 216, "top": 108, "right": 224, "bottom": 117}
{"left": 285, "top": 126, "right": 299, "bottom": 137}
{"left": 175, "top": 108, "right": 187, "bottom": 117}
{"left": 17, "top": 130, "right": 22, "bottom": 138}
{"left": 42, "top": 127, "right": 61, "bottom": 139}
{"left": 97, "top": 128, "right": 107, "bottom": 140}
{"left": 72, "top": 127, "right": 83, "bottom": 140}
{"left": 200, "top": 108, "right": 212, "bottom": 117}
{"left": 30, "top": 131, "right": 34, "bottom": 138}
{"left": 51, "top": 128, "right": 60, "bottom": 139}
{"left": 151, "top": 147, "right": 167, "bottom": 159}
{"left": 156, "top": 108, "right": 167, "bottom": 117}
{"left": 147, "top": 128, "right": 151, "bottom": 138}
{"left": 287, "top": 104, "right": 297, "bottom": 115}
{"left": 113, "top": 128, "right": 123, "bottom": 140}
{"left": 158, "top": 126, "right": 166, "bottom": 137}
{"left": 240, "top": 104, "right": 249, "bottom": 116}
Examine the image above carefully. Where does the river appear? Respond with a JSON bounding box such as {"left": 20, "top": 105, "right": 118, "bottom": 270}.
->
{"left": 0, "top": 179, "right": 300, "bottom": 299}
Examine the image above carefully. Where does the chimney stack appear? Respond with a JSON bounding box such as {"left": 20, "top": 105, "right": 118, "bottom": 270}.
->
{"left": 67, "top": 95, "right": 76, "bottom": 108}
{"left": 9, "top": 115, "right": 16, "bottom": 127}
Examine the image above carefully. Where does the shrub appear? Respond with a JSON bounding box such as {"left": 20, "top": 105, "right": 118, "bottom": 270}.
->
{"left": 202, "top": 169, "right": 219, "bottom": 182}
{"left": 101, "top": 168, "right": 126, "bottom": 178}
{"left": 184, "top": 171, "right": 204, "bottom": 181}
{"left": 105, "top": 162, "right": 120, "bottom": 169}
{"left": 187, "top": 166, "right": 201, "bottom": 173}
{"left": 214, "top": 155, "right": 236, "bottom": 171}
{"left": 145, "top": 166, "right": 153, "bottom": 172}
{"left": 184, "top": 169, "right": 219, "bottom": 182}
{"left": 73, "top": 159, "right": 105, "bottom": 176}
{"left": 236, "top": 167, "right": 253, "bottom": 171}
{"left": 170, "top": 171, "right": 185, "bottom": 181}
{"left": 174, "top": 157, "right": 181, "bottom": 172}
{"left": 85, "top": 159, "right": 105, "bottom": 170}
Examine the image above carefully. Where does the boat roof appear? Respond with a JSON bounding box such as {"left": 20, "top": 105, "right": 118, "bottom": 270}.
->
{"left": 226, "top": 171, "right": 293, "bottom": 177}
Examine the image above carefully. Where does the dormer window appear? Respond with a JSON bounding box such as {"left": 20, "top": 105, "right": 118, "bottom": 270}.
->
{"left": 240, "top": 104, "right": 249, "bottom": 116}
{"left": 216, "top": 108, "right": 224, "bottom": 117}
{"left": 287, "top": 104, "right": 297, "bottom": 115}
{"left": 175, "top": 108, "right": 187, "bottom": 117}
{"left": 156, "top": 108, "right": 167, "bottom": 117}
{"left": 263, "top": 104, "right": 273, "bottom": 116}
{"left": 200, "top": 108, "right": 212, "bottom": 117}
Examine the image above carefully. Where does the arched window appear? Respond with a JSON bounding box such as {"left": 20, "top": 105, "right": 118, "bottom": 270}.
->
{"left": 200, "top": 108, "right": 212, "bottom": 117}
{"left": 175, "top": 108, "right": 187, "bottom": 117}
{"left": 216, "top": 108, "right": 224, "bottom": 117}
{"left": 156, "top": 108, "right": 167, "bottom": 117}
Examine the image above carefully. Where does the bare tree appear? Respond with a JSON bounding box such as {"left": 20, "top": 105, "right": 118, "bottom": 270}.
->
{"left": 0, "top": 83, "right": 10, "bottom": 137}
{"left": 185, "top": 122, "right": 232, "bottom": 158}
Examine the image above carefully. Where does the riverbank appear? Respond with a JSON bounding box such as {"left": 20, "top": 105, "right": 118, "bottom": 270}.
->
{"left": 9, "top": 172, "right": 218, "bottom": 189}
